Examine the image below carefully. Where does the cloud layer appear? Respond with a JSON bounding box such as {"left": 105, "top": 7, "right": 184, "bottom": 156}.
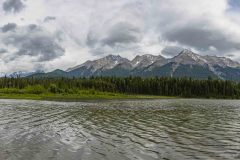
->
{"left": 1, "top": 23, "right": 17, "bottom": 32}
{"left": 1, "top": 24, "right": 64, "bottom": 61}
{"left": 0, "top": 0, "right": 240, "bottom": 73}
{"left": 3, "top": 0, "right": 25, "bottom": 13}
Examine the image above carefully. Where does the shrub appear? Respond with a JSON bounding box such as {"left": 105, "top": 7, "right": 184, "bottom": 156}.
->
{"left": 25, "top": 85, "right": 46, "bottom": 94}
{"left": 0, "top": 88, "right": 23, "bottom": 94}
{"left": 49, "top": 84, "right": 58, "bottom": 93}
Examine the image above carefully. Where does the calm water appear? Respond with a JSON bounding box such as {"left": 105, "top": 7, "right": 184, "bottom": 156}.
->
{"left": 0, "top": 99, "right": 239, "bottom": 160}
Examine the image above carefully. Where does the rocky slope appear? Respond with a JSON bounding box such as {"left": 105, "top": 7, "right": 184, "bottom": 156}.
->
{"left": 29, "top": 49, "right": 240, "bottom": 81}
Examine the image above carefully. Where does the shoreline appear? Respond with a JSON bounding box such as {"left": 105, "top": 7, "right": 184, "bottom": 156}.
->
{"left": 0, "top": 93, "right": 177, "bottom": 102}
{"left": 0, "top": 93, "right": 238, "bottom": 102}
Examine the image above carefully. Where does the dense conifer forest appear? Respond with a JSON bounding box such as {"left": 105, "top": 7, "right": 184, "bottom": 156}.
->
{"left": 0, "top": 76, "right": 239, "bottom": 99}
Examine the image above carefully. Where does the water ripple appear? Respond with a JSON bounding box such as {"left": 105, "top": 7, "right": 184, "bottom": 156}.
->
{"left": 0, "top": 99, "right": 239, "bottom": 160}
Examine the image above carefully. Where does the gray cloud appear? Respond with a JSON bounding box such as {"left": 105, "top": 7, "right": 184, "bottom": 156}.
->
{"left": 27, "top": 24, "right": 39, "bottom": 31}
{"left": 0, "top": 48, "right": 7, "bottom": 54}
{"left": 161, "top": 46, "right": 184, "bottom": 57}
{"left": 2, "top": 0, "right": 25, "bottom": 13}
{"left": 101, "top": 22, "right": 142, "bottom": 47}
{"left": 162, "top": 24, "right": 240, "bottom": 55}
{"left": 86, "top": 22, "right": 142, "bottom": 56}
{"left": 14, "top": 36, "right": 65, "bottom": 61}
{"left": 227, "top": 54, "right": 235, "bottom": 57}
{"left": 86, "top": 31, "right": 98, "bottom": 47}
{"left": 44, "top": 16, "right": 56, "bottom": 22}
{"left": 2, "top": 24, "right": 65, "bottom": 61}
{"left": 2, "top": 23, "right": 17, "bottom": 32}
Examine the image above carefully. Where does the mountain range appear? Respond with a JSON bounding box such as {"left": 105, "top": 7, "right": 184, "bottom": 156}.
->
{"left": 4, "top": 49, "right": 240, "bottom": 81}
{"left": 0, "top": 71, "right": 44, "bottom": 78}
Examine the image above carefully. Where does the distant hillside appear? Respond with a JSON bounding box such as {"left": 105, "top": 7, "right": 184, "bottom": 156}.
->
{"left": 29, "top": 49, "right": 240, "bottom": 81}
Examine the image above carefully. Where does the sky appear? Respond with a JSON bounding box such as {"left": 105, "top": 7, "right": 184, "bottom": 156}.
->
{"left": 0, "top": 0, "right": 240, "bottom": 73}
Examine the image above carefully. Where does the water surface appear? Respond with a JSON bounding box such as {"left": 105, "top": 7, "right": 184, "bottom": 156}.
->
{"left": 0, "top": 99, "right": 239, "bottom": 160}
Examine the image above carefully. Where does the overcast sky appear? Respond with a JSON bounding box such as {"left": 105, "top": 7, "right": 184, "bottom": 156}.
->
{"left": 1, "top": 0, "right": 240, "bottom": 73}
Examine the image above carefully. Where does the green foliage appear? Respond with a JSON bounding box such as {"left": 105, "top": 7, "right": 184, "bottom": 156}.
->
{"left": 25, "top": 85, "right": 46, "bottom": 94}
{"left": 49, "top": 84, "right": 59, "bottom": 93}
{"left": 0, "top": 76, "right": 239, "bottom": 99}
{"left": 0, "top": 88, "right": 24, "bottom": 94}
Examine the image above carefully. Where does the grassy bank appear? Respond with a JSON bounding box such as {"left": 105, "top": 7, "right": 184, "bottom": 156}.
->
{"left": 0, "top": 89, "right": 175, "bottom": 101}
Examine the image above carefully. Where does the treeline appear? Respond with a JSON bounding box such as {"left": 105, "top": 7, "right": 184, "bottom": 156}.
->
{"left": 0, "top": 76, "right": 239, "bottom": 98}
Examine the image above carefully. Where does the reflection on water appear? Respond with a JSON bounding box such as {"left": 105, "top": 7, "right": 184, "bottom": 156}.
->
{"left": 0, "top": 99, "right": 240, "bottom": 160}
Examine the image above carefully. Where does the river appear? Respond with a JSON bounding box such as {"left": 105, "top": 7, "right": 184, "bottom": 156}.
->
{"left": 0, "top": 99, "right": 239, "bottom": 160}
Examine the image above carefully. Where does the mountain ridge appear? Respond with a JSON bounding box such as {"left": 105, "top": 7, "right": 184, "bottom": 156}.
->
{"left": 0, "top": 70, "right": 44, "bottom": 78}
{"left": 5, "top": 49, "right": 240, "bottom": 81}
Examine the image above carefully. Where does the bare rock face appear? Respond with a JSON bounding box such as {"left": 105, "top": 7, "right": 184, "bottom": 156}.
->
{"left": 67, "top": 55, "right": 130, "bottom": 73}
{"left": 203, "top": 55, "right": 240, "bottom": 68}
{"left": 29, "top": 49, "right": 240, "bottom": 80}
{"left": 170, "top": 49, "right": 240, "bottom": 68}
{"left": 131, "top": 54, "right": 165, "bottom": 69}
{"left": 67, "top": 49, "right": 240, "bottom": 74}
{"left": 170, "top": 49, "right": 208, "bottom": 66}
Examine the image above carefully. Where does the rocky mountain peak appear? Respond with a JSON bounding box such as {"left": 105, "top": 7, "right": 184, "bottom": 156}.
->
{"left": 131, "top": 54, "right": 165, "bottom": 68}
{"left": 203, "top": 55, "right": 240, "bottom": 68}
{"left": 172, "top": 49, "right": 207, "bottom": 65}
{"left": 27, "top": 49, "right": 240, "bottom": 81}
{"left": 67, "top": 54, "right": 129, "bottom": 72}
{"left": 177, "top": 49, "right": 201, "bottom": 60}
{"left": 105, "top": 54, "right": 122, "bottom": 60}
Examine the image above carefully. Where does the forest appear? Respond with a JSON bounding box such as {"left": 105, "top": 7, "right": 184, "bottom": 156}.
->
{"left": 0, "top": 76, "right": 239, "bottom": 99}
